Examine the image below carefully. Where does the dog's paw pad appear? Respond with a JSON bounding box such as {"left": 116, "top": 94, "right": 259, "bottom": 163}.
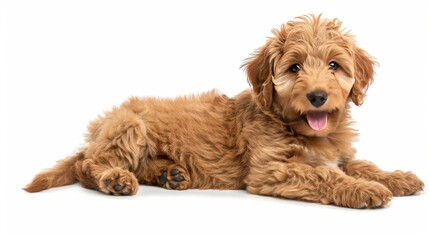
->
{"left": 172, "top": 175, "right": 184, "bottom": 182}
{"left": 169, "top": 182, "right": 178, "bottom": 189}
{"left": 159, "top": 166, "right": 190, "bottom": 190}
{"left": 114, "top": 184, "right": 124, "bottom": 191}
{"left": 170, "top": 169, "right": 180, "bottom": 176}
{"left": 100, "top": 168, "right": 139, "bottom": 196}
{"left": 159, "top": 171, "right": 167, "bottom": 185}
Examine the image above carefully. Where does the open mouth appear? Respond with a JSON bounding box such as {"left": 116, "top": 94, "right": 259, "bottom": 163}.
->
{"left": 302, "top": 111, "right": 329, "bottom": 131}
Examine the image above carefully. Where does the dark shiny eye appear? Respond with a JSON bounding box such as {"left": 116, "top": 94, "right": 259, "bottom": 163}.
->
{"left": 289, "top": 64, "right": 301, "bottom": 73}
{"left": 329, "top": 61, "right": 339, "bottom": 70}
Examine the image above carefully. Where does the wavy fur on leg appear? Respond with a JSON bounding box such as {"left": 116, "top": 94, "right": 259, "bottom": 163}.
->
{"left": 342, "top": 160, "right": 424, "bottom": 196}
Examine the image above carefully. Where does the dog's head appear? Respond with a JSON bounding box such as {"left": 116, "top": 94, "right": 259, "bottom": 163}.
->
{"left": 244, "top": 15, "right": 375, "bottom": 137}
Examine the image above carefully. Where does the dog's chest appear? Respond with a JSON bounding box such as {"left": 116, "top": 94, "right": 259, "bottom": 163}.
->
{"left": 301, "top": 144, "right": 342, "bottom": 169}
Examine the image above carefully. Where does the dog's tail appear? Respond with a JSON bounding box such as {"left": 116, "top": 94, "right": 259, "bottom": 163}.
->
{"left": 24, "top": 151, "right": 85, "bottom": 192}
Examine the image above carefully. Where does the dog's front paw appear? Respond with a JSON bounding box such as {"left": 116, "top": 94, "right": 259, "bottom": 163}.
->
{"left": 381, "top": 171, "right": 424, "bottom": 196}
{"left": 100, "top": 168, "right": 139, "bottom": 196}
{"left": 333, "top": 181, "right": 392, "bottom": 209}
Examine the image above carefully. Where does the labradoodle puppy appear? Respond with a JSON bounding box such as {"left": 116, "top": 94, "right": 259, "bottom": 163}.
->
{"left": 25, "top": 15, "right": 424, "bottom": 208}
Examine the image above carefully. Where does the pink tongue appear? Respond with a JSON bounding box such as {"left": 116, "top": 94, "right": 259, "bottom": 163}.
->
{"left": 307, "top": 112, "right": 328, "bottom": 131}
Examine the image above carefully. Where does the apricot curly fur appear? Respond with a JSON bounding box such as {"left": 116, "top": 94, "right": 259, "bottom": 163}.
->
{"left": 25, "top": 14, "right": 424, "bottom": 208}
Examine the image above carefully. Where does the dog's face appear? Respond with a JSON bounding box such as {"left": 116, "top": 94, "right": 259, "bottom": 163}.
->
{"left": 244, "top": 15, "right": 375, "bottom": 137}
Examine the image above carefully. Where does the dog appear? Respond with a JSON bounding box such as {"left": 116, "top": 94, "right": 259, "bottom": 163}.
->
{"left": 25, "top": 14, "right": 424, "bottom": 208}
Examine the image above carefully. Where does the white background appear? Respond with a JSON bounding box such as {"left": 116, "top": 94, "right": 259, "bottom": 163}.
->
{"left": 1, "top": 0, "right": 428, "bottom": 239}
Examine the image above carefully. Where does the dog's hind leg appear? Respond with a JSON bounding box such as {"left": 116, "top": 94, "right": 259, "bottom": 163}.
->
{"left": 73, "top": 107, "right": 157, "bottom": 195}
{"left": 341, "top": 160, "right": 424, "bottom": 196}
{"left": 139, "top": 158, "right": 191, "bottom": 190}
{"left": 159, "top": 164, "right": 190, "bottom": 190}
{"left": 74, "top": 158, "right": 140, "bottom": 195}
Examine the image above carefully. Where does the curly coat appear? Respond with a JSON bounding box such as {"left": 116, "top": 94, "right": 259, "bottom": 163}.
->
{"left": 25, "top": 15, "right": 424, "bottom": 208}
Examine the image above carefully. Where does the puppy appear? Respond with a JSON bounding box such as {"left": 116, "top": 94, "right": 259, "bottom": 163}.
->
{"left": 25, "top": 15, "right": 424, "bottom": 208}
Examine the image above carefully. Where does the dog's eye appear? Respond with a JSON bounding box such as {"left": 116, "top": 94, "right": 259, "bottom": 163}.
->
{"left": 329, "top": 61, "right": 339, "bottom": 70}
{"left": 289, "top": 64, "right": 301, "bottom": 73}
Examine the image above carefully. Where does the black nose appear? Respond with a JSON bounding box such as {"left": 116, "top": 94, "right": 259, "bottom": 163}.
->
{"left": 307, "top": 91, "right": 328, "bottom": 108}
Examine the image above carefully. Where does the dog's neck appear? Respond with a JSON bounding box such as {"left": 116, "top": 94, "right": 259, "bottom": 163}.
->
{"left": 235, "top": 90, "right": 357, "bottom": 167}
{"left": 295, "top": 104, "right": 357, "bottom": 167}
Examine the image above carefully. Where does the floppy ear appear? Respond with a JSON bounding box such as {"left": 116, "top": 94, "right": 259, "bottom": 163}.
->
{"left": 351, "top": 47, "right": 376, "bottom": 106}
{"left": 243, "top": 41, "right": 276, "bottom": 109}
